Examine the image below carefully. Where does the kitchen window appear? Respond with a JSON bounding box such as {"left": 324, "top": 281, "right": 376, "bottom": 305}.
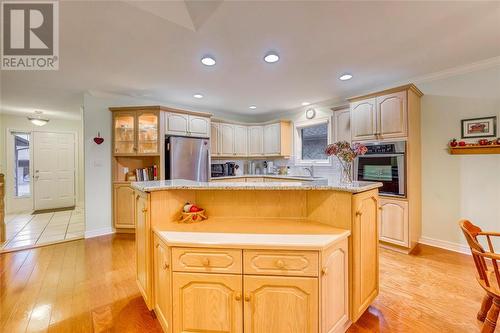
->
{"left": 294, "top": 118, "right": 332, "bottom": 165}
{"left": 13, "top": 132, "right": 31, "bottom": 197}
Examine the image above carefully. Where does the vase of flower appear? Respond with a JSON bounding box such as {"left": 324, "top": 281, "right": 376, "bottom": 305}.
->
{"left": 325, "top": 141, "right": 367, "bottom": 184}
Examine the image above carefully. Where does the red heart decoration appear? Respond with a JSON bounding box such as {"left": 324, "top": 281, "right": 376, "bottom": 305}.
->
{"left": 94, "top": 137, "right": 104, "bottom": 145}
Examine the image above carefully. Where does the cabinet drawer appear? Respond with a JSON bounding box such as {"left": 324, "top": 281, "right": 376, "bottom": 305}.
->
{"left": 172, "top": 247, "right": 242, "bottom": 274}
{"left": 243, "top": 250, "right": 319, "bottom": 277}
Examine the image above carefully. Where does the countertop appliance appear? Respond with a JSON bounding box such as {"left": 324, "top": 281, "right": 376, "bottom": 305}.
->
{"left": 165, "top": 136, "right": 210, "bottom": 181}
{"left": 354, "top": 141, "right": 406, "bottom": 197}
{"left": 211, "top": 162, "right": 236, "bottom": 177}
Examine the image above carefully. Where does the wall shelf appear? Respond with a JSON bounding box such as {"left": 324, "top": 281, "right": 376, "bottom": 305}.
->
{"left": 449, "top": 145, "right": 500, "bottom": 155}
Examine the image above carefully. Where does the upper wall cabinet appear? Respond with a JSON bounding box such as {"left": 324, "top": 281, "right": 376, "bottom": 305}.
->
{"left": 350, "top": 99, "right": 377, "bottom": 141}
{"left": 212, "top": 121, "right": 291, "bottom": 158}
{"left": 248, "top": 126, "right": 264, "bottom": 156}
{"left": 210, "top": 123, "right": 220, "bottom": 156}
{"left": 112, "top": 110, "right": 160, "bottom": 156}
{"left": 333, "top": 108, "right": 351, "bottom": 143}
{"left": 350, "top": 91, "right": 407, "bottom": 141}
{"left": 166, "top": 112, "right": 210, "bottom": 137}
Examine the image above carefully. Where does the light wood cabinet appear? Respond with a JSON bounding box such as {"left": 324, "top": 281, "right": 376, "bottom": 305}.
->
{"left": 154, "top": 235, "right": 172, "bottom": 333}
{"left": 333, "top": 108, "right": 351, "bottom": 143}
{"left": 379, "top": 198, "right": 409, "bottom": 247}
{"left": 243, "top": 275, "right": 318, "bottom": 333}
{"left": 211, "top": 123, "right": 220, "bottom": 156}
{"left": 248, "top": 126, "right": 264, "bottom": 156}
{"left": 321, "top": 240, "right": 349, "bottom": 333}
{"left": 172, "top": 272, "right": 243, "bottom": 333}
{"left": 377, "top": 91, "right": 407, "bottom": 138}
{"left": 220, "top": 123, "right": 236, "bottom": 156}
{"left": 136, "top": 191, "right": 152, "bottom": 309}
{"left": 350, "top": 91, "right": 408, "bottom": 141}
{"left": 263, "top": 123, "right": 280, "bottom": 155}
{"left": 166, "top": 113, "right": 210, "bottom": 137}
{"left": 234, "top": 125, "right": 248, "bottom": 156}
{"left": 113, "top": 111, "right": 160, "bottom": 156}
{"left": 113, "top": 184, "right": 135, "bottom": 228}
{"left": 351, "top": 190, "right": 379, "bottom": 322}
{"left": 245, "top": 177, "right": 264, "bottom": 182}
{"left": 212, "top": 121, "right": 291, "bottom": 158}
{"left": 243, "top": 250, "right": 319, "bottom": 277}
{"left": 172, "top": 247, "right": 242, "bottom": 274}
{"left": 350, "top": 99, "right": 377, "bottom": 141}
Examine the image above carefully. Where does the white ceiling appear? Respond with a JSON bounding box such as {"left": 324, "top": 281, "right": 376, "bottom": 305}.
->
{"left": 1, "top": 0, "right": 500, "bottom": 119}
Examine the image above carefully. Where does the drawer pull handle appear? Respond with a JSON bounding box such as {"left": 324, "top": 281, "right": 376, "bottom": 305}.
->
{"left": 155, "top": 243, "right": 160, "bottom": 248}
{"left": 321, "top": 267, "right": 328, "bottom": 276}
{"left": 244, "top": 293, "right": 251, "bottom": 302}
{"left": 142, "top": 207, "right": 148, "bottom": 213}
{"left": 202, "top": 258, "right": 210, "bottom": 267}
{"left": 234, "top": 292, "right": 242, "bottom": 301}
{"left": 356, "top": 211, "right": 362, "bottom": 217}
{"left": 275, "top": 259, "right": 285, "bottom": 269}
{"left": 163, "top": 262, "right": 169, "bottom": 270}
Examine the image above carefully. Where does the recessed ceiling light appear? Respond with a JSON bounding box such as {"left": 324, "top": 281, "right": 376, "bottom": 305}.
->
{"left": 339, "top": 73, "right": 353, "bottom": 81}
{"left": 301, "top": 102, "right": 311, "bottom": 106}
{"left": 201, "top": 56, "right": 216, "bottom": 66}
{"left": 263, "top": 52, "right": 280, "bottom": 63}
{"left": 193, "top": 94, "right": 204, "bottom": 99}
{"left": 249, "top": 105, "right": 257, "bottom": 109}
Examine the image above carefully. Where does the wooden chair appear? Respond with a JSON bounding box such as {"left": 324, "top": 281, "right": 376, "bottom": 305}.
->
{"left": 459, "top": 220, "right": 500, "bottom": 333}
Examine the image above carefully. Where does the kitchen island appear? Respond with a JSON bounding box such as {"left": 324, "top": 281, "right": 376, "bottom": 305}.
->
{"left": 131, "top": 179, "right": 381, "bottom": 333}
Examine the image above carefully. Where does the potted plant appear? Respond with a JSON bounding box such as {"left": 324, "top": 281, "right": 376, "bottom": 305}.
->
{"left": 325, "top": 141, "right": 367, "bottom": 184}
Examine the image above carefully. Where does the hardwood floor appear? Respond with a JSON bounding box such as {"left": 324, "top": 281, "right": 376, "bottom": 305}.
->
{"left": 0, "top": 234, "right": 488, "bottom": 332}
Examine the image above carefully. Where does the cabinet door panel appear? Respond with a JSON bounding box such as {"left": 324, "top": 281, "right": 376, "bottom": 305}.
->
{"left": 154, "top": 236, "right": 172, "bottom": 333}
{"left": 137, "top": 111, "right": 159, "bottom": 155}
{"left": 243, "top": 250, "right": 319, "bottom": 277}
{"left": 189, "top": 116, "right": 210, "bottom": 137}
{"left": 244, "top": 275, "right": 318, "bottom": 333}
{"left": 173, "top": 272, "right": 243, "bottom": 333}
{"left": 377, "top": 91, "right": 407, "bottom": 138}
{"left": 263, "top": 123, "right": 280, "bottom": 155}
{"left": 248, "top": 126, "right": 264, "bottom": 156}
{"left": 136, "top": 192, "right": 152, "bottom": 309}
{"left": 321, "top": 239, "right": 349, "bottom": 333}
{"left": 113, "top": 184, "right": 135, "bottom": 228}
{"left": 220, "top": 124, "right": 235, "bottom": 156}
{"left": 166, "top": 113, "right": 189, "bottom": 135}
{"left": 334, "top": 108, "right": 351, "bottom": 143}
{"left": 211, "top": 123, "right": 220, "bottom": 155}
{"left": 379, "top": 198, "right": 409, "bottom": 246}
{"left": 113, "top": 112, "right": 136, "bottom": 155}
{"left": 351, "top": 190, "right": 379, "bottom": 322}
{"left": 350, "top": 99, "right": 377, "bottom": 141}
{"left": 234, "top": 125, "right": 248, "bottom": 156}
{"left": 172, "top": 247, "right": 242, "bottom": 274}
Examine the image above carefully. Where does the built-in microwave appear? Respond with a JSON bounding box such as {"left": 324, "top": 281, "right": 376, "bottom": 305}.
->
{"left": 354, "top": 141, "right": 406, "bottom": 197}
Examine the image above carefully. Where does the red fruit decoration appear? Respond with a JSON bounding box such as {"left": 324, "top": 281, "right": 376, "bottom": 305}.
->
{"left": 478, "top": 139, "right": 489, "bottom": 146}
{"left": 496, "top": 138, "right": 500, "bottom": 145}
{"left": 458, "top": 141, "right": 466, "bottom": 147}
{"left": 189, "top": 206, "right": 200, "bottom": 212}
{"left": 449, "top": 139, "right": 458, "bottom": 147}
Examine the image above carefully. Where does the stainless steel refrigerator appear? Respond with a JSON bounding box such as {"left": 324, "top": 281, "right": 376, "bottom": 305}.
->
{"left": 165, "top": 136, "right": 210, "bottom": 181}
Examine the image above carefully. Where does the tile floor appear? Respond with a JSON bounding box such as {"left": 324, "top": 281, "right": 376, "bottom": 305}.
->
{"left": 0, "top": 207, "right": 85, "bottom": 252}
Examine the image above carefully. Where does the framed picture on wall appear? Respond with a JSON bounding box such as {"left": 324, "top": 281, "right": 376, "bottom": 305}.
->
{"left": 461, "top": 116, "right": 497, "bottom": 138}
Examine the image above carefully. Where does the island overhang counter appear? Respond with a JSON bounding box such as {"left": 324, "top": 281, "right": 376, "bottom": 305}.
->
{"left": 131, "top": 179, "right": 382, "bottom": 333}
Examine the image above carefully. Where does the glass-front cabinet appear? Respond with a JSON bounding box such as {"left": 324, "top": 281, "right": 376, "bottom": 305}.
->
{"left": 113, "top": 110, "right": 160, "bottom": 156}
{"left": 137, "top": 111, "right": 159, "bottom": 154}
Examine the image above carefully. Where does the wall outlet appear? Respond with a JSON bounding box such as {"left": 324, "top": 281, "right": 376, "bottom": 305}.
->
{"left": 123, "top": 167, "right": 129, "bottom": 174}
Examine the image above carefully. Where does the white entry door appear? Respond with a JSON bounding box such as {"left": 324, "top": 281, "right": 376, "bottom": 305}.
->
{"left": 33, "top": 132, "right": 75, "bottom": 210}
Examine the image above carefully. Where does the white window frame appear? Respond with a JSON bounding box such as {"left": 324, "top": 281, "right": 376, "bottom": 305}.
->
{"left": 294, "top": 117, "right": 332, "bottom": 166}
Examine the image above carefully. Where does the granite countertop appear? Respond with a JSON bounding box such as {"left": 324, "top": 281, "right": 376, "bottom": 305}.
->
{"left": 212, "top": 174, "right": 324, "bottom": 180}
{"left": 131, "top": 177, "right": 382, "bottom": 193}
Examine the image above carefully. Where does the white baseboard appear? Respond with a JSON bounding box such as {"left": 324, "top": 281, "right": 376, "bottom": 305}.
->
{"left": 85, "top": 227, "right": 114, "bottom": 239}
{"left": 419, "top": 236, "right": 471, "bottom": 255}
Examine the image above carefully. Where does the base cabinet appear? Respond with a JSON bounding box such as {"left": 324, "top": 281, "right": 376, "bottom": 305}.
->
{"left": 244, "top": 275, "right": 318, "bottom": 333}
{"left": 379, "top": 198, "right": 409, "bottom": 247}
{"left": 113, "top": 184, "right": 135, "bottom": 228}
{"left": 136, "top": 191, "right": 152, "bottom": 309}
{"left": 152, "top": 239, "right": 348, "bottom": 333}
{"left": 172, "top": 272, "right": 243, "bottom": 333}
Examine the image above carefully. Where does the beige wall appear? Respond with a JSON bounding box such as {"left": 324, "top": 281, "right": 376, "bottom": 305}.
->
{"left": 0, "top": 113, "right": 84, "bottom": 213}
{"left": 419, "top": 66, "right": 500, "bottom": 250}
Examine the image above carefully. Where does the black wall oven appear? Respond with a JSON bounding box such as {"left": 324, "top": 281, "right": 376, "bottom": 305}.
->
{"left": 354, "top": 141, "right": 406, "bottom": 197}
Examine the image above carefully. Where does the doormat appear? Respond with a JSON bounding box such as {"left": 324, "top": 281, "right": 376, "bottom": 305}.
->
{"left": 32, "top": 206, "right": 75, "bottom": 215}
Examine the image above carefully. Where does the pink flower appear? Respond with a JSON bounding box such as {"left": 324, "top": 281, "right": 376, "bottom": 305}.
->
{"left": 325, "top": 141, "right": 367, "bottom": 163}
